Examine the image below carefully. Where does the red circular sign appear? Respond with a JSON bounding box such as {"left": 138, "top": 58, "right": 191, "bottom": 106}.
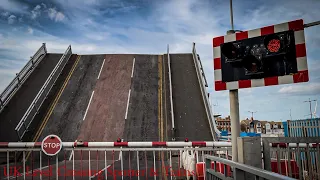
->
{"left": 41, "top": 135, "right": 62, "bottom": 156}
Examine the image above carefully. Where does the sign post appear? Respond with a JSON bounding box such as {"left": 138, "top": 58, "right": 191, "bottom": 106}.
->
{"left": 41, "top": 134, "right": 62, "bottom": 156}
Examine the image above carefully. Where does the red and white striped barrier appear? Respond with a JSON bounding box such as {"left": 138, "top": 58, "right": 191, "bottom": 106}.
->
{"left": 1, "top": 142, "right": 318, "bottom": 148}
{"left": 0, "top": 141, "right": 232, "bottom": 148}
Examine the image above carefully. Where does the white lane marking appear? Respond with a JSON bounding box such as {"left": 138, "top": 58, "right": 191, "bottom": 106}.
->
{"left": 131, "top": 58, "right": 135, "bottom": 78}
{"left": 69, "top": 150, "right": 74, "bottom": 161}
{"left": 124, "top": 89, "right": 131, "bottom": 120}
{"left": 83, "top": 91, "right": 95, "bottom": 121}
{"left": 97, "top": 59, "right": 105, "bottom": 80}
{"left": 90, "top": 165, "right": 111, "bottom": 178}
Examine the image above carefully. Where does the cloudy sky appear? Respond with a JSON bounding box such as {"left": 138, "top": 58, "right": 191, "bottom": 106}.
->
{"left": 0, "top": 0, "right": 319, "bottom": 121}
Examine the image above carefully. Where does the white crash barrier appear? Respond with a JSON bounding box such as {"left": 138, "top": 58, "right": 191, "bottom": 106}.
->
{"left": 180, "top": 147, "right": 197, "bottom": 180}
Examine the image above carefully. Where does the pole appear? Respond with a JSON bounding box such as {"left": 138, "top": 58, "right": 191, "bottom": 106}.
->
{"left": 230, "top": 89, "right": 240, "bottom": 162}
{"left": 304, "top": 21, "right": 320, "bottom": 28}
{"left": 229, "top": 0, "right": 234, "bottom": 30}
{"left": 228, "top": 0, "right": 240, "bottom": 162}
{"left": 248, "top": 111, "right": 257, "bottom": 119}
{"left": 304, "top": 98, "right": 316, "bottom": 119}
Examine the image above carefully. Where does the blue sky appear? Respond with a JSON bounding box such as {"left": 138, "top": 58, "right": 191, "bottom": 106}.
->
{"left": 0, "top": 0, "right": 319, "bottom": 121}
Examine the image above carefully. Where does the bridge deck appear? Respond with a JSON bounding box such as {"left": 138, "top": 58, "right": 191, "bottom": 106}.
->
{"left": 170, "top": 53, "right": 213, "bottom": 141}
{"left": 0, "top": 53, "right": 62, "bottom": 142}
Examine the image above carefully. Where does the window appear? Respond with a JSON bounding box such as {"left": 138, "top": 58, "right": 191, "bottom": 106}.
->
{"left": 257, "top": 122, "right": 261, "bottom": 127}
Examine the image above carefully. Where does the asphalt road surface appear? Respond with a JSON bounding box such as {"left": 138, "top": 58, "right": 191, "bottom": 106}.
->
{"left": 123, "top": 55, "right": 159, "bottom": 142}
{"left": 0, "top": 53, "right": 62, "bottom": 142}
{"left": 170, "top": 54, "right": 213, "bottom": 141}
{"left": 30, "top": 55, "right": 104, "bottom": 164}
{"left": 77, "top": 54, "right": 134, "bottom": 161}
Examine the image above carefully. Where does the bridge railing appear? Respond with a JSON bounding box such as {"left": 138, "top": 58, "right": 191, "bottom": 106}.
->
{"left": 0, "top": 141, "right": 232, "bottom": 179}
{"left": 0, "top": 43, "right": 47, "bottom": 113}
{"left": 262, "top": 137, "right": 320, "bottom": 180}
{"left": 14, "top": 45, "right": 72, "bottom": 141}
{"left": 167, "top": 44, "right": 175, "bottom": 141}
{"left": 192, "top": 43, "right": 220, "bottom": 140}
{"left": 205, "top": 155, "right": 295, "bottom": 180}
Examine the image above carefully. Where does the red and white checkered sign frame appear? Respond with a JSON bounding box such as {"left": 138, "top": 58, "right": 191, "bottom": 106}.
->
{"left": 213, "top": 19, "right": 308, "bottom": 91}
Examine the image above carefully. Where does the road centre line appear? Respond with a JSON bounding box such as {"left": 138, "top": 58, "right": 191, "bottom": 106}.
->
{"left": 125, "top": 58, "right": 136, "bottom": 120}
{"left": 97, "top": 58, "right": 105, "bottom": 80}
{"left": 83, "top": 91, "right": 95, "bottom": 121}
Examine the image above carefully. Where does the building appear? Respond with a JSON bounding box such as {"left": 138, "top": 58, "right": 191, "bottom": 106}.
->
{"left": 215, "top": 116, "right": 231, "bottom": 132}
{"left": 240, "top": 118, "right": 284, "bottom": 136}
{"left": 215, "top": 115, "right": 285, "bottom": 136}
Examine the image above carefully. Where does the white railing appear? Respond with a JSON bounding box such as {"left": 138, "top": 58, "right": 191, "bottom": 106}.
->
{"left": 205, "top": 155, "right": 295, "bottom": 180}
{"left": 0, "top": 141, "right": 231, "bottom": 180}
{"left": 167, "top": 44, "right": 175, "bottom": 141}
{"left": 14, "top": 45, "right": 72, "bottom": 140}
{"left": 0, "top": 43, "right": 47, "bottom": 113}
{"left": 192, "top": 43, "right": 220, "bottom": 140}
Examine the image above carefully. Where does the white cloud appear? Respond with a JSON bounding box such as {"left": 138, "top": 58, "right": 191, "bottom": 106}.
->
{"left": 7, "top": 15, "right": 16, "bottom": 24}
{"left": 31, "top": 5, "right": 41, "bottom": 19}
{"left": 1, "top": 11, "right": 9, "bottom": 17}
{"left": 0, "top": 0, "right": 319, "bottom": 120}
{"left": 27, "top": 27, "right": 33, "bottom": 34}
{"left": 55, "top": 12, "right": 65, "bottom": 22}
{"left": 41, "top": 3, "right": 47, "bottom": 9}
{"left": 48, "top": 8, "right": 65, "bottom": 22}
{"left": 0, "top": 0, "right": 28, "bottom": 14}
{"left": 278, "top": 83, "right": 320, "bottom": 95}
{"left": 85, "top": 33, "right": 108, "bottom": 41}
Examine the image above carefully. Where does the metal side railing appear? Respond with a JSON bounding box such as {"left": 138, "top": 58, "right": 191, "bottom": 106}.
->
{"left": 167, "top": 44, "right": 175, "bottom": 141}
{"left": 204, "top": 155, "right": 295, "bottom": 180}
{"left": 262, "top": 137, "right": 320, "bottom": 180}
{"left": 14, "top": 45, "right": 72, "bottom": 141}
{"left": 192, "top": 43, "right": 220, "bottom": 141}
{"left": 0, "top": 43, "right": 47, "bottom": 114}
{"left": 0, "top": 141, "right": 232, "bottom": 180}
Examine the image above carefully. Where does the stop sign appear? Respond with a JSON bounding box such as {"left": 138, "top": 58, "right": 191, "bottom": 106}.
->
{"left": 41, "top": 135, "right": 62, "bottom": 156}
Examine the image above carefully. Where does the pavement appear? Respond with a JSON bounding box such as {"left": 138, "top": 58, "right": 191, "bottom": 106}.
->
{"left": 0, "top": 53, "right": 62, "bottom": 142}
{"left": 170, "top": 54, "right": 213, "bottom": 141}
{"left": 76, "top": 54, "right": 134, "bottom": 161}
{"left": 30, "top": 55, "right": 104, "bottom": 163}
{"left": 123, "top": 55, "right": 159, "bottom": 142}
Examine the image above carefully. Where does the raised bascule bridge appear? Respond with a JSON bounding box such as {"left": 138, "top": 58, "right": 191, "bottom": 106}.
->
{"left": 0, "top": 40, "right": 309, "bottom": 180}
{"left": 0, "top": 43, "right": 222, "bottom": 179}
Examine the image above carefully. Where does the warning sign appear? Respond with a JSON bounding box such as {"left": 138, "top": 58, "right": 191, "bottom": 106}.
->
{"left": 41, "top": 134, "right": 62, "bottom": 156}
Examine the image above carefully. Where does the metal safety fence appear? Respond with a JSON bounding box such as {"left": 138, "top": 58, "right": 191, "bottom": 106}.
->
{"left": 0, "top": 43, "right": 47, "bottom": 113}
{"left": 0, "top": 141, "right": 231, "bottom": 180}
{"left": 205, "top": 155, "right": 295, "bottom": 180}
{"left": 262, "top": 137, "right": 320, "bottom": 180}
{"left": 14, "top": 45, "right": 72, "bottom": 141}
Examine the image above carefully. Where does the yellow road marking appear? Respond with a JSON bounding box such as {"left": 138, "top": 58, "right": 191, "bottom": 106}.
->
{"left": 158, "top": 55, "right": 168, "bottom": 180}
{"left": 26, "top": 55, "right": 81, "bottom": 160}
{"left": 159, "top": 56, "right": 163, "bottom": 142}
{"left": 158, "top": 56, "right": 161, "bottom": 143}
{"left": 163, "top": 54, "right": 168, "bottom": 142}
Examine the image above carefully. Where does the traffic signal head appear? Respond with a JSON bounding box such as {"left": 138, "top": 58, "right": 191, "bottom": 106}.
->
{"left": 219, "top": 30, "right": 297, "bottom": 81}
{"left": 213, "top": 19, "right": 308, "bottom": 91}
